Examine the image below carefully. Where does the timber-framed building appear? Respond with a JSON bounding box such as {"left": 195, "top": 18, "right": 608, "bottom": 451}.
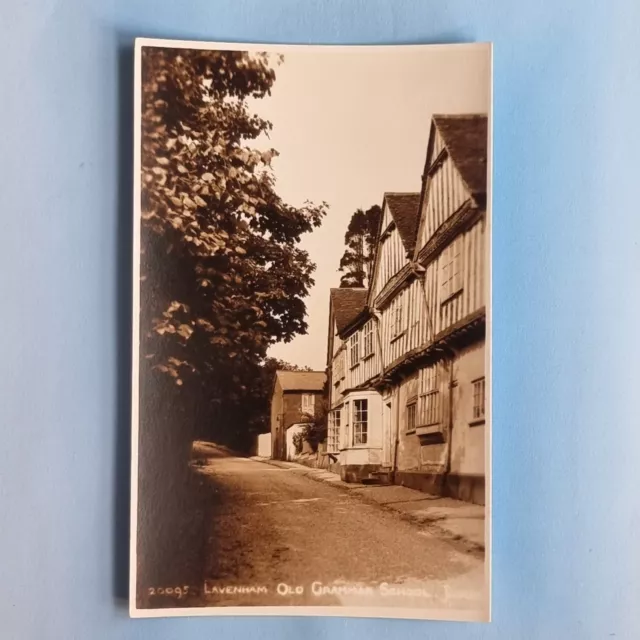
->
{"left": 325, "top": 114, "right": 488, "bottom": 505}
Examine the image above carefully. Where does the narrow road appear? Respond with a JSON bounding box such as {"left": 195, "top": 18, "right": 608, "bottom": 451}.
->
{"left": 186, "top": 441, "right": 485, "bottom": 615}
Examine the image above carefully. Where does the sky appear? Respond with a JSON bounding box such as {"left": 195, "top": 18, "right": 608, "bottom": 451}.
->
{"left": 246, "top": 45, "right": 491, "bottom": 370}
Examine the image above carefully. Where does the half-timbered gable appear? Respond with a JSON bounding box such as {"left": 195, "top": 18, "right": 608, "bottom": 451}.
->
{"left": 369, "top": 194, "right": 422, "bottom": 370}
{"left": 327, "top": 288, "right": 368, "bottom": 409}
{"left": 322, "top": 113, "right": 488, "bottom": 502}
{"left": 345, "top": 315, "right": 382, "bottom": 390}
{"left": 369, "top": 193, "right": 421, "bottom": 302}
{"left": 415, "top": 114, "right": 488, "bottom": 256}
{"left": 326, "top": 288, "right": 384, "bottom": 469}
{"left": 410, "top": 114, "right": 488, "bottom": 340}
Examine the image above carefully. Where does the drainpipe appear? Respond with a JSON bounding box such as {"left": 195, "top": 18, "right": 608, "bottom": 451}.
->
{"left": 280, "top": 412, "right": 286, "bottom": 460}
{"left": 432, "top": 344, "right": 458, "bottom": 492}
{"left": 445, "top": 355, "right": 455, "bottom": 478}
{"left": 411, "top": 261, "right": 460, "bottom": 492}
{"left": 372, "top": 308, "right": 396, "bottom": 480}
{"left": 372, "top": 309, "right": 386, "bottom": 371}
{"left": 391, "top": 386, "right": 401, "bottom": 484}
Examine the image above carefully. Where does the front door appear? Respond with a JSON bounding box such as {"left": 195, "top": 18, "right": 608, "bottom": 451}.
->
{"left": 382, "top": 400, "right": 393, "bottom": 467}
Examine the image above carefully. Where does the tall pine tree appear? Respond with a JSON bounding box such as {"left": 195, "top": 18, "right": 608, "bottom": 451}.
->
{"left": 338, "top": 204, "right": 381, "bottom": 288}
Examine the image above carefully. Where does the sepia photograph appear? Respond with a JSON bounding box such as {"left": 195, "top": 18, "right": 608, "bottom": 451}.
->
{"left": 131, "top": 38, "right": 492, "bottom": 621}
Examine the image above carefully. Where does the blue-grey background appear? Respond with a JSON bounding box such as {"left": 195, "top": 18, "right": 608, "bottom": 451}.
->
{"left": 1, "top": 1, "right": 639, "bottom": 638}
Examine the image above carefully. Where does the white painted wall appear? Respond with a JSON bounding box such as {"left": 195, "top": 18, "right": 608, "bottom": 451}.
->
{"left": 256, "top": 433, "right": 271, "bottom": 458}
{"left": 450, "top": 342, "right": 486, "bottom": 476}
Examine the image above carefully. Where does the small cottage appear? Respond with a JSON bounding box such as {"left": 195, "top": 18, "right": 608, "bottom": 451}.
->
{"left": 269, "top": 370, "right": 327, "bottom": 460}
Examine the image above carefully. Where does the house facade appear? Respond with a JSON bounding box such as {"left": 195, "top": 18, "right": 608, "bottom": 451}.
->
{"left": 270, "top": 370, "right": 327, "bottom": 461}
{"left": 325, "top": 114, "right": 488, "bottom": 505}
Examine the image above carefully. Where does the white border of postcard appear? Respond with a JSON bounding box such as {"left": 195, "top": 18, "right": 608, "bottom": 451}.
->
{"left": 130, "top": 37, "right": 493, "bottom": 621}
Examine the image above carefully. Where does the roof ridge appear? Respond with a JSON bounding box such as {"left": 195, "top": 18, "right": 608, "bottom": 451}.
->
{"left": 383, "top": 192, "right": 422, "bottom": 254}
{"left": 432, "top": 114, "right": 488, "bottom": 199}
{"left": 330, "top": 288, "right": 369, "bottom": 334}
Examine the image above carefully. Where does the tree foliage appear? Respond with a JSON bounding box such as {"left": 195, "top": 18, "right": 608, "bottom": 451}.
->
{"left": 299, "top": 399, "right": 328, "bottom": 453}
{"left": 139, "top": 47, "right": 327, "bottom": 446}
{"left": 338, "top": 204, "right": 382, "bottom": 288}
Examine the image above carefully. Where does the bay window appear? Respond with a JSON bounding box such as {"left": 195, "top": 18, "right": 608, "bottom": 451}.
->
{"left": 328, "top": 408, "right": 341, "bottom": 452}
{"left": 352, "top": 399, "right": 368, "bottom": 445}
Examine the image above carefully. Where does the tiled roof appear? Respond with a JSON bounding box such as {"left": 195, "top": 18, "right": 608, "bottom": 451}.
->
{"left": 275, "top": 370, "right": 326, "bottom": 392}
{"left": 384, "top": 192, "right": 422, "bottom": 254}
{"left": 433, "top": 114, "right": 488, "bottom": 200}
{"left": 330, "top": 287, "right": 368, "bottom": 334}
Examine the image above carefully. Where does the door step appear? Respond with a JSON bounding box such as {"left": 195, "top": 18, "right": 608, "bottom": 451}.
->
{"left": 368, "top": 469, "right": 393, "bottom": 485}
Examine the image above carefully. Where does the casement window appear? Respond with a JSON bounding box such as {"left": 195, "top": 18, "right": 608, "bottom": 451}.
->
{"left": 472, "top": 377, "right": 485, "bottom": 422}
{"left": 390, "top": 292, "right": 405, "bottom": 339}
{"left": 408, "top": 284, "right": 421, "bottom": 345}
{"left": 440, "top": 237, "right": 463, "bottom": 303}
{"left": 406, "top": 402, "right": 417, "bottom": 433}
{"left": 333, "top": 351, "right": 345, "bottom": 383}
{"left": 418, "top": 364, "right": 441, "bottom": 426}
{"left": 349, "top": 332, "right": 360, "bottom": 367}
{"left": 342, "top": 401, "right": 350, "bottom": 449}
{"left": 352, "top": 399, "right": 368, "bottom": 445}
{"left": 327, "top": 408, "right": 341, "bottom": 453}
{"left": 363, "top": 320, "right": 374, "bottom": 358}
{"left": 301, "top": 393, "right": 315, "bottom": 414}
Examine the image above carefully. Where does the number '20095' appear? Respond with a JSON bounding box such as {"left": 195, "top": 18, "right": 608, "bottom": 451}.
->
{"left": 148, "top": 586, "right": 190, "bottom": 598}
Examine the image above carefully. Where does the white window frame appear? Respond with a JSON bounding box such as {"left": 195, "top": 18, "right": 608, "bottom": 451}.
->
{"left": 352, "top": 399, "right": 368, "bottom": 445}
{"left": 418, "top": 364, "right": 441, "bottom": 427}
{"left": 342, "top": 401, "right": 350, "bottom": 449}
{"left": 301, "top": 393, "right": 315, "bottom": 415}
{"left": 440, "top": 237, "right": 463, "bottom": 303}
{"left": 363, "top": 320, "right": 374, "bottom": 358}
{"left": 406, "top": 401, "right": 417, "bottom": 433}
{"left": 328, "top": 408, "right": 341, "bottom": 452}
{"left": 390, "top": 292, "right": 405, "bottom": 339}
{"left": 471, "top": 377, "right": 486, "bottom": 423}
{"left": 349, "top": 332, "right": 360, "bottom": 368}
{"left": 333, "top": 350, "right": 345, "bottom": 383}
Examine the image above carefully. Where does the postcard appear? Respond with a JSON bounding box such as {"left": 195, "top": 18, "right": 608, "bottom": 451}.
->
{"left": 131, "top": 38, "right": 492, "bottom": 621}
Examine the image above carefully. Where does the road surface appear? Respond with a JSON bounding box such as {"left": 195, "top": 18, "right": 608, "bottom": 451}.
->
{"left": 153, "top": 441, "right": 487, "bottom": 616}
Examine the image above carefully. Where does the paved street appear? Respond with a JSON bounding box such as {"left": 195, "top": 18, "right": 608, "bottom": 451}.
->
{"left": 186, "top": 441, "right": 486, "bottom": 614}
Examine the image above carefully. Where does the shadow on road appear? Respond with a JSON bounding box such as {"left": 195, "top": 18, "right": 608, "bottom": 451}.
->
{"left": 134, "top": 442, "right": 228, "bottom": 609}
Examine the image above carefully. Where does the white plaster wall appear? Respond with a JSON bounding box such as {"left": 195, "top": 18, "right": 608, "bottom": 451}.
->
{"left": 257, "top": 433, "right": 271, "bottom": 458}
{"left": 450, "top": 341, "right": 486, "bottom": 476}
